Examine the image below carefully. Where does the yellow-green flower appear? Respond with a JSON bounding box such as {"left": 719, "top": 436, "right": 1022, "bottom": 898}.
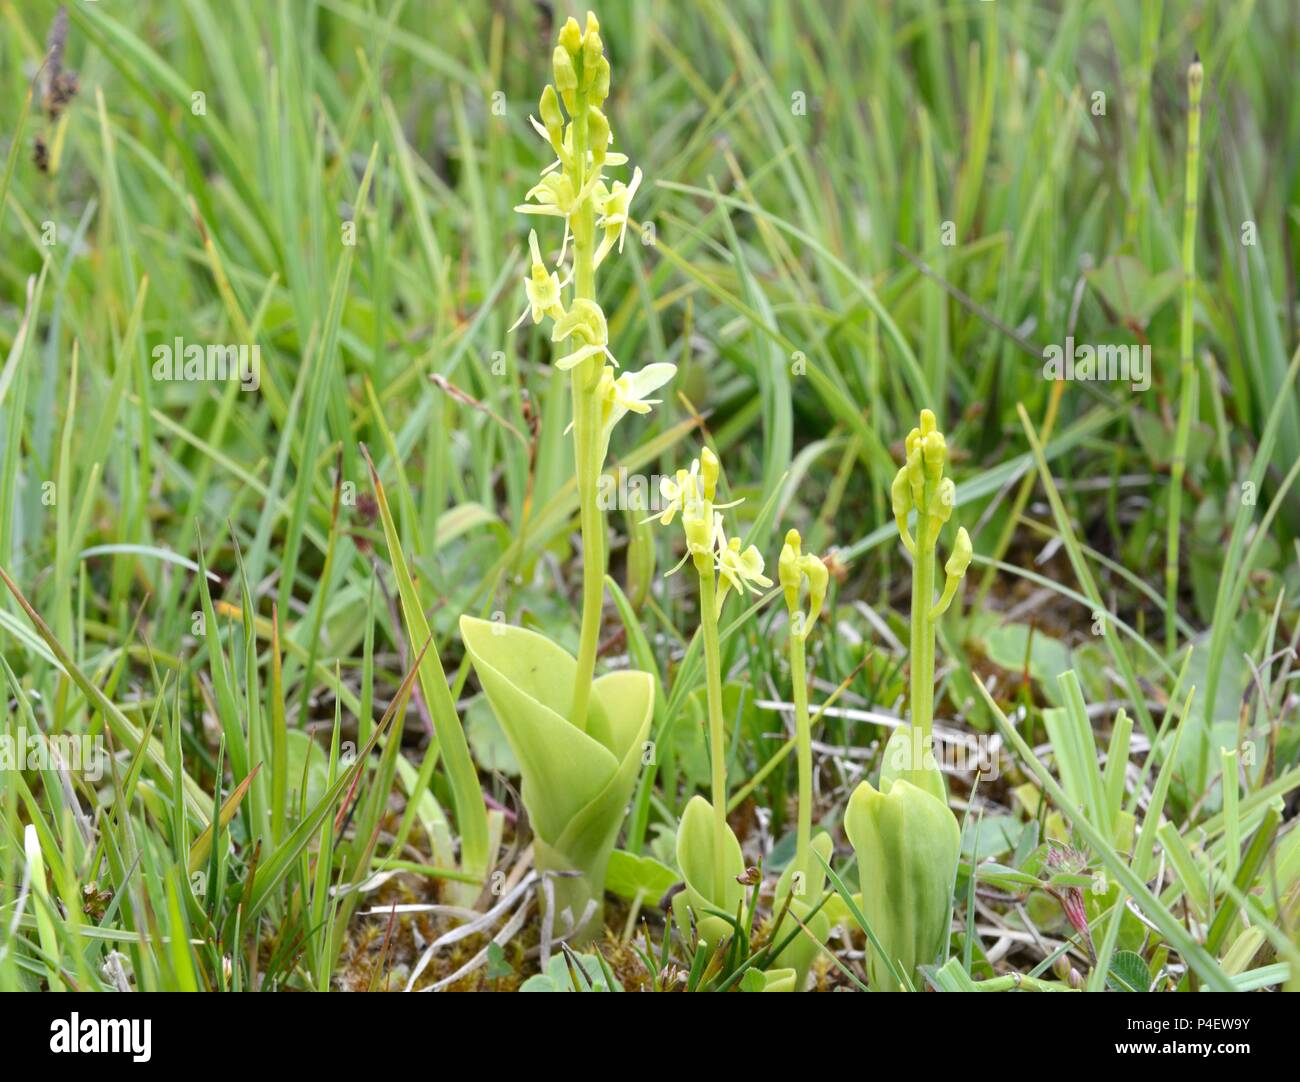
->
{"left": 595, "top": 166, "right": 643, "bottom": 265}
{"left": 650, "top": 462, "right": 700, "bottom": 527}
{"left": 510, "top": 229, "right": 565, "bottom": 331}
{"left": 778, "top": 528, "right": 829, "bottom": 635}
{"left": 552, "top": 298, "right": 615, "bottom": 370}
{"left": 595, "top": 362, "right": 676, "bottom": 459}
{"left": 516, "top": 170, "right": 603, "bottom": 225}
{"left": 717, "top": 536, "right": 771, "bottom": 598}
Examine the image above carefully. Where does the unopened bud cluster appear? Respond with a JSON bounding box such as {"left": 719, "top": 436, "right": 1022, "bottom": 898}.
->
{"left": 892, "top": 408, "right": 972, "bottom": 618}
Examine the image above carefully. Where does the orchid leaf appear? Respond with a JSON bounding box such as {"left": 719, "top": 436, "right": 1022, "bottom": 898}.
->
{"left": 845, "top": 777, "right": 960, "bottom": 991}
{"left": 460, "top": 616, "right": 653, "bottom": 940}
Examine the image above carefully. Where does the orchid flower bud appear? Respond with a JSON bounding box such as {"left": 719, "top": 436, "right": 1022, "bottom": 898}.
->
{"left": 587, "top": 105, "right": 610, "bottom": 169}
{"left": 803, "top": 554, "right": 828, "bottom": 628}
{"left": 700, "top": 446, "right": 720, "bottom": 502}
{"left": 581, "top": 13, "right": 604, "bottom": 80}
{"left": 931, "top": 527, "right": 972, "bottom": 619}
{"left": 590, "top": 55, "right": 611, "bottom": 103}
{"left": 539, "top": 84, "right": 564, "bottom": 152}
{"left": 779, "top": 528, "right": 803, "bottom": 614}
{"left": 552, "top": 45, "right": 578, "bottom": 109}
{"left": 907, "top": 447, "right": 925, "bottom": 509}
{"left": 891, "top": 466, "right": 915, "bottom": 554}
{"left": 945, "top": 526, "right": 972, "bottom": 579}
{"left": 557, "top": 16, "right": 583, "bottom": 57}
{"left": 932, "top": 477, "right": 956, "bottom": 526}
{"left": 922, "top": 430, "right": 946, "bottom": 480}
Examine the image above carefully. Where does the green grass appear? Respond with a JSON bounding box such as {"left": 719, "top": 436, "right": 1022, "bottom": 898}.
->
{"left": 0, "top": 0, "right": 1297, "bottom": 992}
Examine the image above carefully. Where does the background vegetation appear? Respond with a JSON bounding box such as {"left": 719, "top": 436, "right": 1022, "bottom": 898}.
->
{"left": 1, "top": 0, "right": 1296, "bottom": 991}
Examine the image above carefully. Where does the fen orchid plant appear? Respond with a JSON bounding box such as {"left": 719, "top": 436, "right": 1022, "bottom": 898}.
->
{"left": 771, "top": 529, "right": 834, "bottom": 988}
{"left": 652, "top": 449, "right": 773, "bottom": 952}
{"left": 845, "top": 409, "right": 970, "bottom": 989}
{"left": 460, "top": 11, "right": 673, "bottom": 941}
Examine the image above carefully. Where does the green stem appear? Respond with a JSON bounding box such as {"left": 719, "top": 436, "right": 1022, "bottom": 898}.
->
{"left": 909, "top": 507, "right": 936, "bottom": 751}
{"left": 568, "top": 89, "right": 605, "bottom": 728}
{"left": 697, "top": 562, "right": 729, "bottom": 900}
{"left": 1165, "top": 57, "right": 1201, "bottom": 658}
{"left": 791, "top": 631, "right": 812, "bottom": 882}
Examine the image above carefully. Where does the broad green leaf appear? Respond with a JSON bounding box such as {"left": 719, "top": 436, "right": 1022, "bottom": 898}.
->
{"left": 460, "top": 616, "right": 654, "bottom": 938}
{"left": 673, "top": 794, "right": 745, "bottom": 951}
{"left": 844, "top": 777, "right": 960, "bottom": 991}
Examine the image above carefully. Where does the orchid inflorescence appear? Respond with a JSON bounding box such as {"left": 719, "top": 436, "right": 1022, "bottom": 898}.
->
{"left": 778, "top": 528, "right": 829, "bottom": 639}
{"left": 510, "top": 12, "right": 671, "bottom": 452}
{"left": 890, "top": 408, "right": 972, "bottom": 751}
{"left": 651, "top": 447, "right": 770, "bottom": 614}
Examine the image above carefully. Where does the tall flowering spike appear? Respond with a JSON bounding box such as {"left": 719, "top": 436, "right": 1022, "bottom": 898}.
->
{"left": 514, "top": 7, "right": 667, "bottom": 421}
{"left": 775, "top": 527, "right": 832, "bottom": 988}
{"left": 461, "top": 9, "right": 672, "bottom": 943}
{"left": 894, "top": 409, "right": 972, "bottom": 760}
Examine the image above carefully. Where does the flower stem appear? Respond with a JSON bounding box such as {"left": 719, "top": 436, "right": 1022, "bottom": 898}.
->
{"left": 909, "top": 507, "right": 936, "bottom": 752}
{"left": 568, "top": 88, "right": 604, "bottom": 729}
{"left": 790, "top": 630, "right": 812, "bottom": 881}
{"left": 697, "top": 563, "right": 729, "bottom": 899}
